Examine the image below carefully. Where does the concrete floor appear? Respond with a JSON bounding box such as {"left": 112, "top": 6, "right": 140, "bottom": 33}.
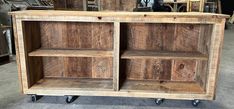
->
{"left": 0, "top": 29, "right": 234, "bottom": 109}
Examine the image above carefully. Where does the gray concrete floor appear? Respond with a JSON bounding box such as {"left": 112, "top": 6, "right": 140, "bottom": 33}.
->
{"left": 0, "top": 29, "right": 234, "bottom": 109}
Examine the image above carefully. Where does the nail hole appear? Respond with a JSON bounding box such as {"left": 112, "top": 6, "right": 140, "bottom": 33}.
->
{"left": 97, "top": 16, "right": 102, "bottom": 20}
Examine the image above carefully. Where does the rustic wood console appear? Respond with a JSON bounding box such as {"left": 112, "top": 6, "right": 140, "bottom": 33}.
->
{"left": 10, "top": 10, "right": 228, "bottom": 105}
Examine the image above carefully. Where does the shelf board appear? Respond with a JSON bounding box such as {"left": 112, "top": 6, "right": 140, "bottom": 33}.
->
{"left": 29, "top": 49, "right": 113, "bottom": 57}
{"left": 30, "top": 78, "right": 113, "bottom": 91}
{"left": 120, "top": 80, "right": 205, "bottom": 93}
{"left": 121, "top": 50, "right": 208, "bottom": 60}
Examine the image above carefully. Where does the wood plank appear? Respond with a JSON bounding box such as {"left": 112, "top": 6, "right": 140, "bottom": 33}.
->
{"left": 23, "top": 22, "right": 44, "bottom": 87}
{"left": 171, "top": 60, "right": 197, "bottom": 81}
{"left": 121, "top": 50, "right": 208, "bottom": 60}
{"left": 121, "top": 23, "right": 175, "bottom": 51}
{"left": 29, "top": 49, "right": 113, "bottom": 57}
{"left": 120, "top": 80, "right": 205, "bottom": 93}
{"left": 9, "top": 10, "right": 230, "bottom": 19}
{"left": 30, "top": 78, "right": 113, "bottom": 91}
{"left": 173, "top": 24, "right": 200, "bottom": 52}
{"left": 113, "top": 22, "right": 120, "bottom": 91}
{"left": 9, "top": 11, "right": 229, "bottom": 24}
{"left": 124, "top": 59, "right": 172, "bottom": 81}
{"left": 206, "top": 20, "right": 225, "bottom": 100}
{"left": 12, "top": 16, "right": 23, "bottom": 93}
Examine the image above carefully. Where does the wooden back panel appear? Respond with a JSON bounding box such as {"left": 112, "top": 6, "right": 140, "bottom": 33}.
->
{"left": 120, "top": 23, "right": 213, "bottom": 83}
{"left": 24, "top": 21, "right": 114, "bottom": 79}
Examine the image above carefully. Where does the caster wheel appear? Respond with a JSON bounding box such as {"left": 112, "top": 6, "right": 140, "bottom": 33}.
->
{"left": 65, "top": 96, "right": 78, "bottom": 104}
{"left": 192, "top": 100, "right": 200, "bottom": 107}
{"left": 155, "top": 98, "right": 164, "bottom": 105}
{"left": 31, "top": 95, "right": 42, "bottom": 102}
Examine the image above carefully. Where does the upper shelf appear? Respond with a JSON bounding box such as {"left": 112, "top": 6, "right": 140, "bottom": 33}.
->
{"left": 29, "top": 49, "right": 113, "bottom": 58}
{"left": 121, "top": 50, "right": 208, "bottom": 60}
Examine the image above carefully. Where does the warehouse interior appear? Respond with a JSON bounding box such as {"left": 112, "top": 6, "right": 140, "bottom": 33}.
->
{"left": 0, "top": 0, "right": 234, "bottom": 109}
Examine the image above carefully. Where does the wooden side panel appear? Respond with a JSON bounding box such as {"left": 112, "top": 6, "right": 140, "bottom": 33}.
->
{"left": 171, "top": 60, "right": 196, "bottom": 81}
{"left": 198, "top": 24, "right": 213, "bottom": 54}
{"left": 23, "top": 22, "right": 43, "bottom": 87}
{"left": 125, "top": 59, "right": 171, "bottom": 81}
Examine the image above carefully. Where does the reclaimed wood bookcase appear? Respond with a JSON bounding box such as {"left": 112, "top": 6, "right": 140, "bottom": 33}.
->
{"left": 10, "top": 10, "right": 228, "bottom": 103}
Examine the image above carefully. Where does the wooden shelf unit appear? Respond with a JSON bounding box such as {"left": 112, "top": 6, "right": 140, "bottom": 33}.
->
{"left": 10, "top": 10, "right": 228, "bottom": 100}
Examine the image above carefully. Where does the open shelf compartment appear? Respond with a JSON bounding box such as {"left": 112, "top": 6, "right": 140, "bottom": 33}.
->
{"left": 23, "top": 21, "right": 115, "bottom": 91}
{"left": 119, "top": 23, "right": 213, "bottom": 93}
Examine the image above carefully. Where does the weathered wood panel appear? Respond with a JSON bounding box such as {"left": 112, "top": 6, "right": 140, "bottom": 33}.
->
{"left": 120, "top": 23, "right": 175, "bottom": 51}
{"left": 171, "top": 60, "right": 197, "bottom": 81}
{"left": 124, "top": 59, "right": 171, "bottom": 81}
{"left": 100, "top": 0, "right": 136, "bottom": 11}
{"left": 173, "top": 24, "right": 200, "bottom": 52}
{"left": 54, "top": 0, "right": 84, "bottom": 10}
{"left": 23, "top": 22, "right": 43, "bottom": 87}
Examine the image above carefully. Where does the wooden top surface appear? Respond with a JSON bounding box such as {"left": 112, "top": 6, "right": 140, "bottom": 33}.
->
{"left": 9, "top": 10, "right": 229, "bottom": 19}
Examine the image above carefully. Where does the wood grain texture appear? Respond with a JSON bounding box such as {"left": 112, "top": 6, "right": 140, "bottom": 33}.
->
{"left": 121, "top": 23, "right": 175, "bottom": 51}
{"left": 121, "top": 80, "right": 205, "bottom": 93}
{"left": 121, "top": 50, "right": 208, "bottom": 60}
{"left": 99, "top": 0, "right": 136, "bottom": 11}
{"left": 29, "top": 49, "right": 113, "bottom": 57}
{"left": 196, "top": 60, "right": 208, "bottom": 90}
{"left": 171, "top": 60, "right": 197, "bottom": 81}
{"left": 23, "top": 22, "right": 43, "bottom": 87}
{"left": 12, "top": 11, "right": 227, "bottom": 100}
{"left": 173, "top": 24, "right": 200, "bottom": 52}
{"left": 9, "top": 11, "right": 229, "bottom": 25}
{"left": 12, "top": 16, "right": 23, "bottom": 93}
{"left": 54, "top": 0, "right": 84, "bottom": 10}
{"left": 124, "top": 59, "right": 172, "bottom": 81}
{"left": 31, "top": 78, "right": 113, "bottom": 90}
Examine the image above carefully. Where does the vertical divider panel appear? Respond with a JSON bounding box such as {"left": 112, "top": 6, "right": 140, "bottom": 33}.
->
{"left": 113, "top": 22, "right": 120, "bottom": 91}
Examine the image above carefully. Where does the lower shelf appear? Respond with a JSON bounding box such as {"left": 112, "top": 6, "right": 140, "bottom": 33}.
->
{"left": 120, "top": 80, "right": 205, "bottom": 94}
{"left": 30, "top": 78, "right": 113, "bottom": 91}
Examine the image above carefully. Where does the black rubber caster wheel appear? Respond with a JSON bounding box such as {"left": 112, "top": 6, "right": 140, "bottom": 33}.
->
{"left": 155, "top": 98, "right": 164, "bottom": 105}
{"left": 31, "top": 95, "right": 42, "bottom": 102}
{"left": 65, "top": 96, "right": 78, "bottom": 104}
{"left": 192, "top": 100, "right": 201, "bottom": 107}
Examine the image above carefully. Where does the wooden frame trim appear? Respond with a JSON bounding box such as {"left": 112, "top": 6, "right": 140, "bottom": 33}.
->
{"left": 12, "top": 16, "right": 23, "bottom": 93}
{"left": 206, "top": 19, "right": 225, "bottom": 100}
{"left": 15, "top": 18, "right": 30, "bottom": 92}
